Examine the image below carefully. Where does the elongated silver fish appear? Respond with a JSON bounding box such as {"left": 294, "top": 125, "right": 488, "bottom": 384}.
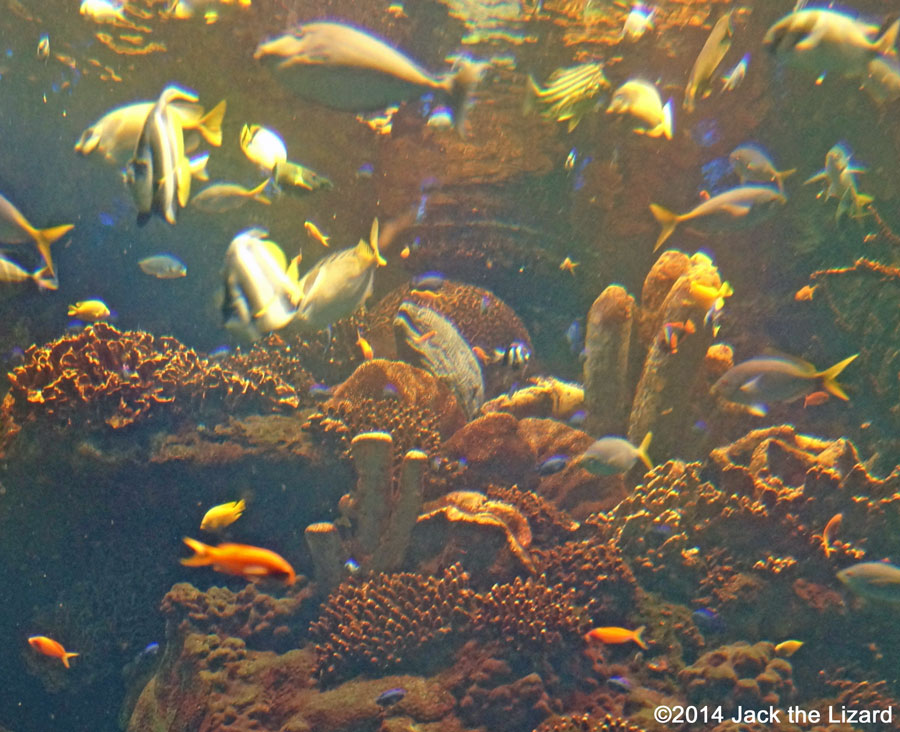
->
{"left": 838, "top": 561, "right": 900, "bottom": 603}
{"left": 729, "top": 144, "right": 796, "bottom": 193}
{"left": 254, "top": 21, "right": 484, "bottom": 134}
{"left": 649, "top": 185, "right": 786, "bottom": 251}
{"left": 684, "top": 11, "right": 734, "bottom": 113}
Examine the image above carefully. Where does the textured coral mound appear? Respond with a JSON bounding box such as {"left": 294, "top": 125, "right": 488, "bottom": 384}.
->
{"left": 533, "top": 713, "right": 647, "bottom": 732}
{"left": 485, "top": 484, "right": 581, "bottom": 547}
{"left": 310, "top": 563, "right": 473, "bottom": 682}
{"left": 2, "top": 323, "right": 299, "bottom": 436}
{"left": 219, "top": 332, "right": 316, "bottom": 401}
{"left": 680, "top": 641, "right": 794, "bottom": 712}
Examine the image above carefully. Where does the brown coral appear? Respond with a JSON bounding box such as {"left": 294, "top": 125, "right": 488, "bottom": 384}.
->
{"left": 533, "top": 713, "right": 647, "bottom": 732}
{"left": 485, "top": 484, "right": 581, "bottom": 547}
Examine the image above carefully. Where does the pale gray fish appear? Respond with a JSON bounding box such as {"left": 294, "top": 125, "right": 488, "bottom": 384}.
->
{"left": 607, "top": 79, "right": 673, "bottom": 139}
{"left": 649, "top": 185, "right": 787, "bottom": 251}
{"left": 294, "top": 218, "right": 382, "bottom": 332}
{"left": 393, "top": 300, "right": 485, "bottom": 418}
{"left": 729, "top": 144, "right": 796, "bottom": 193}
{"left": 575, "top": 433, "right": 652, "bottom": 476}
{"left": 763, "top": 9, "right": 899, "bottom": 77}
{"left": 222, "top": 229, "right": 300, "bottom": 342}
{"left": 711, "top": 353, "right": 857, "bottom": 416}
{"left": 138, "top": 254, "right": 187, "bottom": 279}
{"left": 837, "top": 561, "right": 900, "bottom": 603}
{"left": 804, "top": 144, "right": 872, "bottom": 220}
{"left": 254, "top": 21, "right": 484, "bottom": 134}
{"left": 191, "top": 180, "right": 271, "bottom": 213}
{"left": 861, "top": 55, "right": 900, "bottom": 105}
{"left": 0, "top": 253, "right": 49, "bottom": 288}
{"left": 684, "top": 11, "right": 734, "bottom": 113}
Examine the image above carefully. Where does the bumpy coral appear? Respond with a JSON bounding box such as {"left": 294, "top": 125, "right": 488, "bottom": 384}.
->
{"left": 533, "top": 713, "right": 647, "bottom": 732}
{"left": 219, "top": 332, "right": 315, "bottom": 400}
{"left": 485, "top": 484, "right": 581, "bottom": 547}
{"left": 679, "top": 641, "right": 794, "bottom": 712}
{"left": 310, "top": 564, "right": 473, "bottom": 682}
{"left": 2, "top": 323, "right": 299, "bottom": 437}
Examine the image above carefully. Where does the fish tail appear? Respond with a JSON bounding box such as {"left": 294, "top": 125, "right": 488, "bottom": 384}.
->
{"left": 249, "top": 179, "right": 271, "bottom": 205}
{"left": 874, "top": 18, "right": 900, "bottom": 57}
{"left": 177, "top": 156, "right": 193, "bottom": 208}
{"left": 660, "top": 99, "right": 674, "bottom": 140}
{"left": 447, "top": 58, "right": 484, "bottom": 137}
{"left": 234, "top": 498, "right": 246, "bottom": 515}
{"left": 636, "top": 432, "right": 653, "bottom": 471}
{"left": 649, "top": 204, "right": 679, "bottom": 251}
{"left": 803, "top": 169, "right": 827, "bottom": 186}
{"left": 197, "top": 100, "right": 226, "bottom": 147}
{"left": 819, "top": 354, "right": 858, "bottom": 401}
{"left": 633, "top": 625, "right": 648, "bottom": 650}
{"left": 189, "top": 153, "right": 210, "bottom": 182}
{"left": 32, "top": 268, "right": 58, "bottom": 292}
{"left": 523, "top": 74, "right": 541, "bottom": 116}
{"left": 32, "top": 224, "right": 75, "bottom": 279}
{"left": 369, "top": 217, "right": 386, "bottom": 266}
{"left": 180, "top": 537, "right": 214, "bottom": 566}
{"left": 775, "top": 168, "right": 797, "bottom": 193}
{"left": 62, "top": 652, "right": 79, "bottom": 669}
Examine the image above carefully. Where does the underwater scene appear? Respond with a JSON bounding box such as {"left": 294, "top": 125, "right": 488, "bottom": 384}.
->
{"left": 1, "top": 0, "right": 900, "bottom": 730}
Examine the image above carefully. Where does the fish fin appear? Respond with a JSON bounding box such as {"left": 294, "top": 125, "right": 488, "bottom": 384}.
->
{"left": 649, "top": 203, "right": 679, "bottom": 251}
{"left": 636, "top": 432, "right": 653, "bottom": 471}
{"left": 287, "top": 254, "right": 302, "bottom": 283}
{"left": 719, "top": 203, "right": 753, "bottom": 217}
{"left": 875, "top": 18, "right": 900, "bottom": 57}
{"left": 447, "top": 57, "right": 485, "bottom": 138}
{"left": 197, "top": 99, "right": 226, "bottom": 147}
{"left": 62, "top": 652, "right": 79, "bottom": 669}
{"left": 233, "top": 498, "right": 246, "bottom": 515}
{"left": 774, "top": 168, "right": 796, "bottom": 193}
{"left": 747, "top": 403, "right": 768, "bottom": 417}
{"left": 180, "top": 537, "right": 213, "bottom": 566}
{"left": 739, "top": 375, "right": 762, "bottom": 393}
{"left": 32, "top": 267, "right": 59, "bottom": 291}
{"left": 803, "top": 170, "right": 827, "bottom": 185}
{"left": 819, "top": 354, "right": 858, "bottom": 401}
{"left": 189, "top": 153, "right": 210, "bottom": 182}
{"left": 368, "top": 217, "right": 386, "bottom": 266}
{"left": 249, "top": 179, "right": 271, "bottom": 205}
{"left": 633, "top": 625, "right": 648, "bottom": 650}
{"left": 32, "top": 224, "right": 74, "bottom": 279}
{"left": 177, "top": 157, "right": 192, "bottom": 208}
{"left": 793, "top": 25, "right": 827, "bottom": 52}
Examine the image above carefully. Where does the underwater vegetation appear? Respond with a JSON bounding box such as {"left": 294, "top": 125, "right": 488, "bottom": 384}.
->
{"left": 0, "top": 0, "right": 899, "bottom": 731}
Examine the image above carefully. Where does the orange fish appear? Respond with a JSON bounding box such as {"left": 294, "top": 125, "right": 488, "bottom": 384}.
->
{"left": 28, "top": 635, "right": 79, "bottom": 668}
{"left": 472, "top": 345, "right": 491, "bottom": 364}
{"left": 661, "top": 320, "right": 695, "bottom": 354}
{"left": 585, "top": 625, "right": 648, "bottom": 650}
{"left": 559, "top": 256, "right": 579, "bottom": 274}
{"left": 822, "top": 513, "right": 843, "bottom": 558}
{"left": 804, "top": 390, "right": 830, "bottom": 408}
{"left": 356, "top": 328, "right": 374, "bottom": 360}
{"left": 794, "top": 285, "right": 816, "bottom": 302}
{"left": 400, "top": 246, "right": 410, "bottom": 259}
{"left": 180, "top": 537, "right": 296, "bottom": 584}
{"left": 411, "top": 329, "right": 436, "bottom": 345}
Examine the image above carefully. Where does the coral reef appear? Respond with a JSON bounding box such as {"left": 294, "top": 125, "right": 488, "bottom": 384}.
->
{"left": 533, "top": 714, "right": 647, "bottom": 732}
{"left": 485, "top": 484, "right": 580, "bottom": 547}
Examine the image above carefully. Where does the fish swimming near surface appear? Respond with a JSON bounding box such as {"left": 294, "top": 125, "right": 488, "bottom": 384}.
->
{"left": 125, "top": 85, "right": 198, "bottom": 226}
{"left": 0, "top": 254, "right": 56, "bottom": 290}
{"left": 650, "top": 185, "right": 787, "bottom": 251}
{"left": 75, "top": 99, "right": 225, "bottom": 166}
{"left": 711, "top": 352, "right": 858, "bottom": 416}
{"left": 28, "top": 635, "right": 79, "bottom": 668}
{"left": 68, "top": 300, "right": 111, "bottom": 321}
{"left": 253, "top": 21, "right": 484, "bottom": 135}
{"left": 526, "top": 62, "right": 609, "bottom": 132}
{"left": 180, "top": 537, "right": 296, "bottom": 584}
{"left": 222, "top": 228, "right": 302, "bottom": 341}
{"left": 729, "top": 144, "right": 796, "bottom": 193}
{"left": 763, "top": 8, "right": 900, "bottom": 78}
{"left": 200, "top": 499, "right": 246, "bottom": 531}
{"left": 191, "top": 180, "right": 271, "bottom": 213}
{"left": 138, "top": 254, "right": 187, "bottom": 279}
{"left": 0, "top": 192, "right": 73, "bottom": 280}
{"left": 684, "top": 11, "right": 734, "bottom": 113}
{"left": 576, "top": 432, "right": 653, "bottom": 476}
{"left": 837, "top": 561, "right": 900, "bottom": 603}
{"left": 584, "top": 625, "right": 648, "bottom": 649}
{"left": 607, "top": 79, "right": 673, "bottom": 139}
{"left": 294, "top": 218, "right": 385, "bottom": 332}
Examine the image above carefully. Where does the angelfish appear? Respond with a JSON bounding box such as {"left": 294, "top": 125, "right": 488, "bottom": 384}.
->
{"left": 254, "top": 21, "right": 484, "bottom": 135}
{"left": 684, "top": 11, "right": 734, "bottom": 113}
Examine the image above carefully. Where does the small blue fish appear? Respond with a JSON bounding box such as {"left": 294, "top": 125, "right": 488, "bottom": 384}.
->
{"left": 568, "top": 410, "right": 586, "bottom": 427}
{"left": 356, "top": 163, "right": 374, "bottom": 178}
{"left": 138, "top": 642, "right": 160, "bottom": 659}
{"left": 565, "top": 319, "right": 583, "bottom": 354}
{"left": 376, "top": 688, "right": 407, "bottom": 707}
{"left": 537, "top": 455, "right": 569, "bottom": 476}
{"left": 382, "top": 383, "right": 400, "bottom": 399}
{"left": 411, "top": 271, "right": 445, "bottom": 290}
{"left": 692, "top": 607, "right": 726, "bottom": 633}
{"left": 344, "top": 558, "right": 360, "bottom": 574}
{"left": 607, "top": 676, "right": 632, "bottom": 693}
{"left": 207, "top": 345, "right": 232, "bottom": 360}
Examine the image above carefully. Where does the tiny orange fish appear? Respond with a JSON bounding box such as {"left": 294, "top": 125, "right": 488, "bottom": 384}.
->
{"left": 822, "top": 512, "right": 843, "bottom": 558}
{"left": 559, "top": 256, "right": 579, "bottom": 274}
{"left": 472, "top": 345, "right": 490, "bottom": 363}
{"left": 400, "top": 246, "right": 410, "bottom": 259}
{"left": 28, "top": 635, "right": 79, "bottom": 668}
{"left": 661, "top": 320, "right": 695, "bottom": 354}
{"left": 584, "top": 625, "right": 648, "bottom": 650}
{"left": 181, "top": 538, "right": 296, "bottom": 584}
{"left": 356, "top": 329, "right": 374, "bottom": 360}
{"left": 794, "top": 285, "right": 817, "bottom": 302}
{"left": 411, "top": 329, "right": 436, "bottom": 345}
{"left": 804, "top": 390, "right": 830, "bottom": 408}
{"left": 409, "top": 288, "right": 440, "bottom": 301}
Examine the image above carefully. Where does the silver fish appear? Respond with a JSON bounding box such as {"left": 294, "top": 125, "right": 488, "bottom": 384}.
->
{"left": 649, "top": 185, "right": 787, "bottom": 251}
{"left": 804, "top": 144, "right": 872, "bottom": 221}
{"left": 191, "top": 180, "right": 271, "bottom": 213}
{"left": 711, "top": 353, "right": 857, "bottom": 416}
{"left": 763, "top": 9, "right": 899, "bottom": 77}
{"left": 729, "top": 144, "right": 796, "bottom": 193}
{"left": 575, "top": 433, "right": 652, "bottom": 476}
{"left": 837, "top": 561, "right": 900, "bottom": 603}
{"left": 222, "top": 229, "right": 301, "bottom": 341}
{"left": 684, "top": 12, "right": 734, "bottom": 113}
{"left": 138, "top": 254, "right": 187, "bottom": 279}
{"left": 254, "top": 21, "right": 484, "bottom": 134}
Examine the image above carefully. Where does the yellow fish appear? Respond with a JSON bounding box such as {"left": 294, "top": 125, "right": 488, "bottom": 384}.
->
{"left": 304, "top": 220, "right": 330, "bottom": 247}
{"left": 774, "top": 640, "right": 804, "bottom": 657}
{"left": 0, "top": 193, "right": 73, "bottom": 280}
{"left": 200, "top": 499, "right": 246, "bottom": 531}
{"left": 67, "top": 300, "right": 110, "bottom": 321}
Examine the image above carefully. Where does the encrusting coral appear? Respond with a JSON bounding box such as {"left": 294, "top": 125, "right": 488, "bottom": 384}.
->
{"left": 533, "top": 713, "right": 647, "bottom": 732}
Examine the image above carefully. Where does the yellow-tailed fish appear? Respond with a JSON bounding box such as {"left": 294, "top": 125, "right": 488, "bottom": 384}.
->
{"left": 619, "top": 5, "right": 654, "bottom": 42}
{"left": 254, "top": 21, "right": 484, "bottom": 135}
{"left": 191, "top": 180, "right": 270, "bottom": 213}
{"left": 576, "top": 433, "right": 652, "bottom": 476}
{"left": 804, "top": 144, "right": 872, "bottom": 221}
{"left": 304, "top": 220, "right": 330, "bottom": 247}
{"left": 684, "top": 11, "right": 734, "bottom": 113}
{"left": 729, "top": 144, "right": 796, "bottom": 194}
{"left": 272, "top": 161, "right": 333, "bottom": 193}
{"left": 80, "top": 0, "right": 128, "bottom": 25}
{"left": 0, "top": 192, "right": 73, "bottom": 279}
{"left": 607, "top": 80, "right": 673, "bottom": 139}
{"left": 68, "top": 299, "right": 111, "bottom": 321}
{"left": 649, "top": 185, "right": 786, "bottom": 251}
{"left": 200, "top": 499, "right": 246, "bottom": 531}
